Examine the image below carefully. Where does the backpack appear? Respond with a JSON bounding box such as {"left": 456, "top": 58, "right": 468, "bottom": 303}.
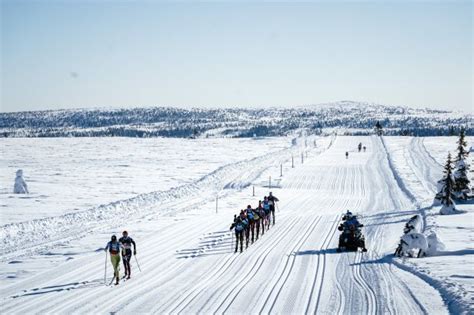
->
{"left": 235, "top": 222, "right": 245, "bottom": 232}
{"left": 246, "top": 210, "right": 254, "bottom": 220}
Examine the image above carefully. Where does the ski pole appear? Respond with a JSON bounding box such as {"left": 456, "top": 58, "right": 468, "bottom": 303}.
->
{"left": 134, "top": 255, "right": 142, "bottom": 272}
{"left": 104, "top": 251, "right": 107, "bottom": 285}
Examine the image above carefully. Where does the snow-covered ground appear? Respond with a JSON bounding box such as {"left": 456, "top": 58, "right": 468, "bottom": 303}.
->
{"left": 0, "top": 137, "right": 294, "bottom": 223}
{"left": 384, "top": 136, "right": 474, "bottom": 314}
{"left": 0, "top": 135, "right": 472, "bottom": 314}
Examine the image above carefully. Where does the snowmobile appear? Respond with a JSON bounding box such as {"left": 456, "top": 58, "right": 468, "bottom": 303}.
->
{"left": 337, "top": 227, "right": 367, "bottom": 252}
{"left": 336, "top": 215, "right": 367, "bottom": 252}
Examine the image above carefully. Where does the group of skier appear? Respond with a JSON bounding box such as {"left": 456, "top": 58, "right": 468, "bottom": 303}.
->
{"left": 230, "top": 192, "right": 279, "bottom": 253}
{"left": 105, "top": 230, "right": 137, "bottom": 285}
{"left": 345, "top": 142, "right": 367, "bottom": 159}
{"left": 337, "top": 210, "right": 368, "bottom": 252}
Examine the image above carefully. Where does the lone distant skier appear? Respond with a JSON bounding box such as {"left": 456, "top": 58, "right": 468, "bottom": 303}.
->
{"left": 119, "top": 231, "right": 136, "bottom": 279}
{"left": 345, "top": 151, "right": 349, "bottom": 159}
{"left": 267, "top": 192, "right": 279, "bottom": 225}
{"left": 105, "top": 235, "right": 123, "bottom": 285}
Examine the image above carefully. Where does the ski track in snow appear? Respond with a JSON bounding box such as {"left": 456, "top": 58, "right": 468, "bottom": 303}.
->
{"left": 0, "top": 135, "right": 452, "bottom": 314}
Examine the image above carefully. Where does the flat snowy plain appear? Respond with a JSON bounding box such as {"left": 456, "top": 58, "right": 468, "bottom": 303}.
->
{"left": 0, "top": 135, "right": 472, "bottom": 314}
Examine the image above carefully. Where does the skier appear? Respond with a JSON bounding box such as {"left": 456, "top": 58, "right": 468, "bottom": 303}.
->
{"left": 363, "top": 146, "right": 366, "bottom": 152}
{"left": 119, "top": 230, "right": 136, "bottom": 279}
{"left": 267, "top": 192, "right": 279, "bottom": 225}
{"left": 230, "top": 214, "right": 245, "bottom": 253}
{"left": 105, "top": 235, "right": 123, "bottom": 285}
{"left": 262, "top": 197, "right": 271, "bottom": 230}
{"left": 255, "top": 201, "right": 265, "bottom": 237}
{"left": 358, "top": 143, "right": 362, "bottom": 152}
{"left": 345, "top": 151, "right": 349, "bottom": 159}
{"left": 13, "top": 169, "right": 29, "bottom": 194}
{"left": 245, "top": 205, "right": 256, "bottom": 244}
{"left": 253, "top": 204, "right": 261, "bottom": 241}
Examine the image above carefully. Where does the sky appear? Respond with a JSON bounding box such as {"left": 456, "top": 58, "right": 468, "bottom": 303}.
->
{"left": 1, "top": 0, "right": 472, "bottom": 113}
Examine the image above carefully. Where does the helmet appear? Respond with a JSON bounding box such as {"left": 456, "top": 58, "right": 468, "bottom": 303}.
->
{"left": 111, "top": 235, "right": 117, "bottom": 241}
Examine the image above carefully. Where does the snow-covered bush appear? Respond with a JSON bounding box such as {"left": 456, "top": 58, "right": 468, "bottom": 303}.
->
{"left": 403, "top": 214, "right": 422, "bottom": 234}
{"left": 397, "top": 233, "right": 428, "bottom": 258}
{"left": 425, "top": 232, "right": 446, "bottom": 256}
{"left": 13, "top": 169, "right": 29, "bottom": 194}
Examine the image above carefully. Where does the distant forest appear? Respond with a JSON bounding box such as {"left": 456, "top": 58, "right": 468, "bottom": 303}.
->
{"left": 1, "top": 102, "right": 472, "bottom": 138}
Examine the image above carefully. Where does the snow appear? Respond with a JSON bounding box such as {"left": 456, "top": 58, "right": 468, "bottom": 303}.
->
{"left": 0, "top": 135, "right": 471, "bottom": 314}
{"left": 13, "top": 170, "right": 28, "bottom": 194}
{"left": 384, "top": 136, "right": 474, "bottom": 314}
{"left": 0, "top": 137, "right": 293, "bottom": 224}
{"left": 439, "top": 203, "right": 458, "bottom": 215}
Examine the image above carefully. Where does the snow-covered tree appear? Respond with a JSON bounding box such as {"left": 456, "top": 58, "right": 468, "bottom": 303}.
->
{"left": 453, "top": 128, "right": 471, "bottom": 199}
{"left": 436, "top": 153, "right": 458, "bottom": 214}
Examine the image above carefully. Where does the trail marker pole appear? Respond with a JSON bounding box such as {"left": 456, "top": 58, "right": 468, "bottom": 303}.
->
{"left": 280, "top": 164, "right": 283, "bottom": 177}
{"left": 292, "top": 156, "right": 294, "bottom": 168}
{"left": 269, "top": 176, "right": 272, "bottom": 189}
{"left": 216, "top": 195, "right": 218, "bottom": 213}
{"left": 252, "top": 185, "right": 255, "bottom": 197}
{"left": 301, "top": 152, "right": 304, "bottom": 164}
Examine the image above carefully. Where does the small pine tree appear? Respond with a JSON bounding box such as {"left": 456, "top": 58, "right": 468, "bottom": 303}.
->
{"left": 436, "top": 153, "right": 457, "bottom": 214}
{"left": 453, "top": 127, "right": 471, "bottom": 199}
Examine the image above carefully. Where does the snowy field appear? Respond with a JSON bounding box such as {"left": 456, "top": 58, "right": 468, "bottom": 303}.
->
{"left": 0, "top": 137, "right": 293, "bottom": 223}
{"left": 0, "top": 135, "right": 472, "bottom": 314}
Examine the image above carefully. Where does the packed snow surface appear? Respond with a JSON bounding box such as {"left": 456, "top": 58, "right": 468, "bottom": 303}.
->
{"left": 1, "top": 135, "right": 472, "bottom": 314}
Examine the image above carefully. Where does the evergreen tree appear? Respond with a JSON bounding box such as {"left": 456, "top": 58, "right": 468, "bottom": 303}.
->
{"left": 453, "top": 127, "right": 471, "bottom": 199}
{"left": 436, "top": 153, "right": 457, "bottom": 214}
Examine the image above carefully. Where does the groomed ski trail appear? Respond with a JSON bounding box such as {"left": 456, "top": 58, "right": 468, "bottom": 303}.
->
{"left": 0, "top": 136, "right": 449, "bottom": 314}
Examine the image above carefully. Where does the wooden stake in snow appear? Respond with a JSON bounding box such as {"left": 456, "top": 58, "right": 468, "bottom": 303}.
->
{"left": 280, "top": 164, "right": 283, "bottom": 177}
{"left": 292, "top": 156, "right": 294, "bottom": 168}
{"left": 252, "top": 185, "right": 255, "bottom": 197}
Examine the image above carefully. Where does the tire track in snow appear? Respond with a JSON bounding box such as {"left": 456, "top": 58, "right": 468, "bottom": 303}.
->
{"left": 352, "top": 252, "right": 378, "bottom": 315}
{"left": 304, "top": 214, "right": 340, "bottom": 314}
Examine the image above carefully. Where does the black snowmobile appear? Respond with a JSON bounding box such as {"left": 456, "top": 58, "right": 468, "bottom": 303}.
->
{"left": 336, "top": 213, "right": 367, "bottom": 252}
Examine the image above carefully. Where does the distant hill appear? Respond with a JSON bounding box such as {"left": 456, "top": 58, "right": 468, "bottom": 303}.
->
{"left": 0, "top": 101, "right": 472, "bottom": 137}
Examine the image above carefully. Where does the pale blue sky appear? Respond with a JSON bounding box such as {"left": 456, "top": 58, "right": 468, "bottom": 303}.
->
{"left": 1, "top": 0, "right": 472, "bottom": 112}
